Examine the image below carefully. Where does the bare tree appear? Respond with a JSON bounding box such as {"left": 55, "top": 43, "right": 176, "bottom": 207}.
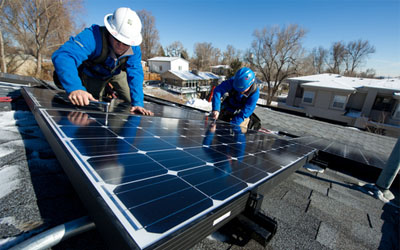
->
{"left": 192, "top": 42, "right": 220, "bottom": 71}
{"left": 297, "top": 54, "right": 316, "bottom": 76}
{"left": 245, "top": 24, "right": 306, "bottom": 105}
{"left": 221, "top": 45, "right": 241, "bottom": 65}
{"left": 0, "top": 31, "right": 6, "bottom": 73}
{"left": 358, "top": 68, "right": 376, "bottom": 78}
{"left": 0, "top": 0, "right": 7, "bottom": 72}
{"left": 311, "top": 46, "right": 327, "bottom": 74}
{"left": 326, "top": 41, "right": 347, "bottom": 74}
{"left": 137, "top": 9, "right": 160, "bottom": 61}
{"left": 165, "top": 41, "right": 185, "bottom": 57}
{"left": 344, "top": 39, "right": 375, "bottom": 76}
{"left": 1, "top": 0, "right": 82, "bottom": 77}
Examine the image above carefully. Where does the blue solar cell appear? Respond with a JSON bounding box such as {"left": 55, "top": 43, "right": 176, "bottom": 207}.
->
{"left": 88, "top": 153, "right": 168, "bottom": 184}
{"left": 158, "top": 136, "right": 203, "bottom": 148}
{"left": 147, "top": 149, "right": 206, "bottom": 171}
{"left": 184, "top": 147, "right": 230, "bottom": 163}
{"left": 115, "top": 174, "right": 213, "bottom": 233}
{"left": 61, "top": 126, "right": 117, "bottom": 138}
{"left": 214, "top": 160, "right": 269, "bottom": 184}
{"left": 241, "top": 154, "right": 282, "bottom": 173}
{"left": 72, "top": 138, "right": 138, "bottom": 156}
{"left": 179, "top": 165, "right": 248, "bottom": 200}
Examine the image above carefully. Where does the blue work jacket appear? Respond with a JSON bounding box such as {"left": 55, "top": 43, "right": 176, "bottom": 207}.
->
{"left": 212, "top": 78, "right": 260, "bottom": 125}
{"left": 52, "top": 25, "right": 144, "bottom": 107}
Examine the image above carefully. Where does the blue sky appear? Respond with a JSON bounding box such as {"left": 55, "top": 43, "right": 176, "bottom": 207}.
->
{"left": 83, "top": 0, "right": 400, "bottom": 77}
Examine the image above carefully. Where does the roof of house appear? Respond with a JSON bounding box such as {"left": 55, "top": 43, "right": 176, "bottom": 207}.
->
{"left": 165, "top": 70, "right": 219, "bottom": 81}
{"left": 289, "top": 73, "right": 400, "bottom": 91}
{"left": 148, "top": 56, "right": 188, "bottom": 63}
{"left": 197, "top": 71, "right": 219, "bottom": 79}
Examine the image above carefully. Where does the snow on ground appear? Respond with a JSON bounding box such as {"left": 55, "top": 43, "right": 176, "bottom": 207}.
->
{"left": 185, "top": 98, "right": 212, "bottom": 112}
{"left": 0, "top": 165, "right": 20, "bottom": 200}
{"left": 144, "top": 86, "right": 212, "bottom": 112}
{"left": 0, "top": 111, "right": 35, "bottom": 200}
{"left": 0, "top": 142, "right": 19, "bottom": 158}
{"left": 0, "top": 111, "right": 37, "bottom": 127}
{"left": 144, "top": 86, "right": 187, "bottom": 104}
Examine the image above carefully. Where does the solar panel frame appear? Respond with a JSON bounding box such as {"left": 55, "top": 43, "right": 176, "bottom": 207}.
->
{"left": 21, "top": 86, "right": 317, "bottom": 249}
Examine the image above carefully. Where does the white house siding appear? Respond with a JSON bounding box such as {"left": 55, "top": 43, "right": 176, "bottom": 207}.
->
{"left": 148, "top": 57, "right": 189, "bottom": 74}
{"left": 170, "top": 59, "right": 189, "bottom": 71}
{"left": 314, "top": 90, "right": 333, "bottom": 109}
{"left": 149, "top": 61, "right": 171, "bottom": 74}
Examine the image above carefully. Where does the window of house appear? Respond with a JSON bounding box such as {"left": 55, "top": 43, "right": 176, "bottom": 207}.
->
{"left": 159, "top": 65, "right": 162, "bottom": 71}
{"left": 393, "top": 102, "right": 400, "bottom": 120}
{"left": 302, "top": 91, "right": 315, "bottom": 104}
{"left": 178, "top": 66, "right": 182, "bottom": 71}
{"left": 372, "top": 96, "right": 395, "bottom": 111}
{"left": 331, "top": 95, "right": 347, "bottom": 109}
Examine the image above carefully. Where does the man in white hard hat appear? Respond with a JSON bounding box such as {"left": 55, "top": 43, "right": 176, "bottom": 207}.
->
{"left": 52, "top": 7, "right": 152, "bottom": 115}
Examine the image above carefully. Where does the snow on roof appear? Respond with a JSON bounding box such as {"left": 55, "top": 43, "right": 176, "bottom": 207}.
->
{"left": 289, "top": 73, "right": 400, "bottom": 91}
{"left": 197, "top": 72, "right": 219, "bottom": 79}
{"left": 168, "top": 70, "right": 219, "bottom": 80}
{"left": 148, "top": 57, "right": 188, "bottom": 62}
{"left": 302, "top": 78, "right": 356, "bottom": 91}
{"left": 169, "top": 70, "right": 202, "bottom": 80}
{"left": 210, "top": 65, "right": 230, "bottom": 69}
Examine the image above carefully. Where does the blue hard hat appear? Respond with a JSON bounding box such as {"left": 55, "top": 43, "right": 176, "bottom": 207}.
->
{"left": 233, "top": 67, "right": 255, "bottom": 92}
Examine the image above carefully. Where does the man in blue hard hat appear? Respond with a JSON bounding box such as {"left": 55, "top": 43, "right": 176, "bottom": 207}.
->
{"left": 52, "top": 7, "right": 152, "bottom": 116}
{"left": 211, "top": 67, "right": 260, "bottom": 130}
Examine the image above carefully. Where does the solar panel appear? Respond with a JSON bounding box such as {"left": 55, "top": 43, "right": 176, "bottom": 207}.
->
{"left": 22, "top": 86, "right": 316, "bottom": 249}
{"left": 289, "top": 135, "right": 387, "bottom": 169}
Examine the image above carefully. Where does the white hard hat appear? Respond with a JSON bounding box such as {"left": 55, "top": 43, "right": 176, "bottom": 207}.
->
{"left": 104, "top": 7, "right": 142, "bottom": 46}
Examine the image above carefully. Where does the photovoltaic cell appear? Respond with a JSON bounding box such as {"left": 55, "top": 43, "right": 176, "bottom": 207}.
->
{"left": 22, "top": 86, "right": 316, "bottom": 249}
{"left": 289, "top": 135, "right": 388, "bottom": 169}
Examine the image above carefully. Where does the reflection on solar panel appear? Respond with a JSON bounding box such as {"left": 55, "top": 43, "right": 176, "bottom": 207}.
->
{"left": 23, "top": 87, "right": 206, "bottom": 120}
{"left": 288, "top": 135, "right": 387, "bottom": 169}
{"left": 22, "top": 86, "right": 316, "bottom": 249}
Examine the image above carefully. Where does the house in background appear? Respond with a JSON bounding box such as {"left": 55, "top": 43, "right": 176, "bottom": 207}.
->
{"left": 148, "top": 57, "right": 189, "bottom": 74}
{"left": 210, "top": 65, "right": 230, "bottom": 76}
{"left": 279, "top": 73, "right": 400, "bottom": 137}
{"left": 161, "top": 70, "right": 220, "bottom": 99}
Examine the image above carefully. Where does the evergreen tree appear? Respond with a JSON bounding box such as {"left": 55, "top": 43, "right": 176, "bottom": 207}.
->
{"left": 158, "top": 46, "right": 165, "bottom": 56}
{"left": 228, "top": 59, "right": 242, "bottom": 78}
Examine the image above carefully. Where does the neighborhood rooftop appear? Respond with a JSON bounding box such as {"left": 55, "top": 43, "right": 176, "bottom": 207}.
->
{"left": 168, "top": 70, "right": 219, "bottom": 81}
{"left": 288, "top": 73, "right": 400, "bottom": 91}
{"left": 148, "top": 56, "right": 188, "bottom": 62}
